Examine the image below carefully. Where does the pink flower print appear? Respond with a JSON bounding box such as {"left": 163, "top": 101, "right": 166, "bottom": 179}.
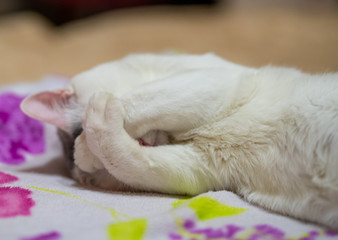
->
{"left": 0, "top": 172, "right": 35, "bottom": 218}
{"left": 0, "top": 93, "right": 45, "bottom": 165}
{"left": 0, "top": 186, "right": 35, "bottom": 218}
{"left": 0, "top": 171, "right": 19, "bottom": 185}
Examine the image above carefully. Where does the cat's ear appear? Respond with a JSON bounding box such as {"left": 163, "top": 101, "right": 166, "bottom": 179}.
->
{"left": 20, "top": 89, "right": 74, "bottom": 132}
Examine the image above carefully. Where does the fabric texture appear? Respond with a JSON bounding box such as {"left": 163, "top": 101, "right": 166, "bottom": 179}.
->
{"left": 1, "top": 77, "right": 337, "bottom": 240}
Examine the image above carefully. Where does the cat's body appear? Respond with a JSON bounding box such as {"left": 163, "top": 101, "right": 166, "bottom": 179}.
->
{"left": 21, "top": 54, "right": 338, "bottom": 229}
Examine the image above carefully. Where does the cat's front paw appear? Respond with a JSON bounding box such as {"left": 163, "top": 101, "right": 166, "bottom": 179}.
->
{"left": 83, "top": 92, "right": 125, "bottom": 160}
{"left": 74, "top": 132, "right": 104, "bottom": 173}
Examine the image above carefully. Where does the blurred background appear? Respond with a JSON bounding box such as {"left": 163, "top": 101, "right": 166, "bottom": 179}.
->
{"left": 0, "top": 0, "right": 337, "bottom": 85}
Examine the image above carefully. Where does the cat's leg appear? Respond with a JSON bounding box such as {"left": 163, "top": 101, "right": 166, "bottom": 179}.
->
{"left": 78, "top": 92, "right": 212, "bottom": 195}
{"left": 121, "top": 69, "right": 241, "bottom": 139}
{"left": 73, "top": 132, "right": 136, "bottom": 191}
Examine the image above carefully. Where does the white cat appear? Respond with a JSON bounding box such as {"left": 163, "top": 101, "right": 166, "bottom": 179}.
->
{"left": 21, "top": 53, "right": 338, "bottom": 230}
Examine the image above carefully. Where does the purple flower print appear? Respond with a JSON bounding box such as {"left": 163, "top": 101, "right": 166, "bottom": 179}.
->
{"left": 21, "top": 231, "right": 62, "bottom": 240}
{"left": 169, "top": 219, "right": 338, "bottom": 240}
{"left": 325, "top": 230, "right": 338, "bottom": 237}
{"left": 168, "top": 233, "right": 183, "bottom": 240}
{"left": 247, "top": 224, "right": 285, "bottom": 240}
{"left": 169, "top": 219, "right": 243, "bottom": 240}
{"left": 0, "top": 93, "right": 45, "bottom": 165}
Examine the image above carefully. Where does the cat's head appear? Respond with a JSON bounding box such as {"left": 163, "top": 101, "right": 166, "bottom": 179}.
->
{"left": 20, "top": 88, "right": 128, "bottom": 190}
{"left": 19, "top": 54, "right": 147, "bottom": 191}
{"left": 20, "top": 88, "right": 80, "bottom": 166}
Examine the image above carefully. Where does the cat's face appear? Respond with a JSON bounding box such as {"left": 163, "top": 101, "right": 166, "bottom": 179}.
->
{"left": 18, "top": 87, "right": 129, "bottom": 190}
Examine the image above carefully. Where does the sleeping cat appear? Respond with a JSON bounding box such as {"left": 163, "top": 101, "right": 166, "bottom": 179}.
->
{"left": 21, "top": 53, "right": 338, "bottom": 230}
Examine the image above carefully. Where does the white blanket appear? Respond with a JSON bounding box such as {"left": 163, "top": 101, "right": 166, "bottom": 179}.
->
{"left": 1, "top": 77, "right": 337, "bottom": 240}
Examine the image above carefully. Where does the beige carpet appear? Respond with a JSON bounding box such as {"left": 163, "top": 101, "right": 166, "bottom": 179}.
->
{"left": 0, "top": 3, "right": 338, "bottom": 86}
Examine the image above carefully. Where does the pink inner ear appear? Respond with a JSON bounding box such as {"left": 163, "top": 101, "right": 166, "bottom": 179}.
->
{"left": 20, "top": 89, "right": 74, "bottom": 132}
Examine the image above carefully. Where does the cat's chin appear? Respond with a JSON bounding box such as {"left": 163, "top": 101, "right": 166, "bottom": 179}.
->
{"left": 72, "top": 166, "right": 133, "bottom": 192}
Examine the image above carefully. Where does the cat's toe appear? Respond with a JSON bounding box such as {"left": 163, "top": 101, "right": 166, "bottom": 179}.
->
{"left": 85, "top": 92, "right": 123, "bottom": 129}
{"left": 85, "top": 92, "right": 125, "bottom": 136}
{"left": 85, "top": 92, "right": 111, "bottom": 126}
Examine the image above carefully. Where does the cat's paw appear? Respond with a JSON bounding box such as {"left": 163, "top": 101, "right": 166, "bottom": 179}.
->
{"left": 83, "top": 92, "right": 125, "bottom": 159}
{"left": 84, "top": 92, "right": 124, "bottom": 129}
{"left": 74, "top": 132, "right": 104, "bottom": 173}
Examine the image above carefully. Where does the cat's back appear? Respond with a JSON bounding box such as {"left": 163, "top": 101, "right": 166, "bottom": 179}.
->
{"left": 290, "top": 70, "right": 338, "bottom": 190}
{"left": 182, "top": 66, "right": 338, "bottom": 193}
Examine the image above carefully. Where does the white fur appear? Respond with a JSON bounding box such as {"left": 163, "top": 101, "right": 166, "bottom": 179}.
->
{"left": 65, "top": 54, "right": 337, "bottom": 229}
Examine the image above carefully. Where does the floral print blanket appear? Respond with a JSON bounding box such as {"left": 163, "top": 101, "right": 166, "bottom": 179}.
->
{"left": 1, "top": 77, "right": 337, "bottom": 240}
